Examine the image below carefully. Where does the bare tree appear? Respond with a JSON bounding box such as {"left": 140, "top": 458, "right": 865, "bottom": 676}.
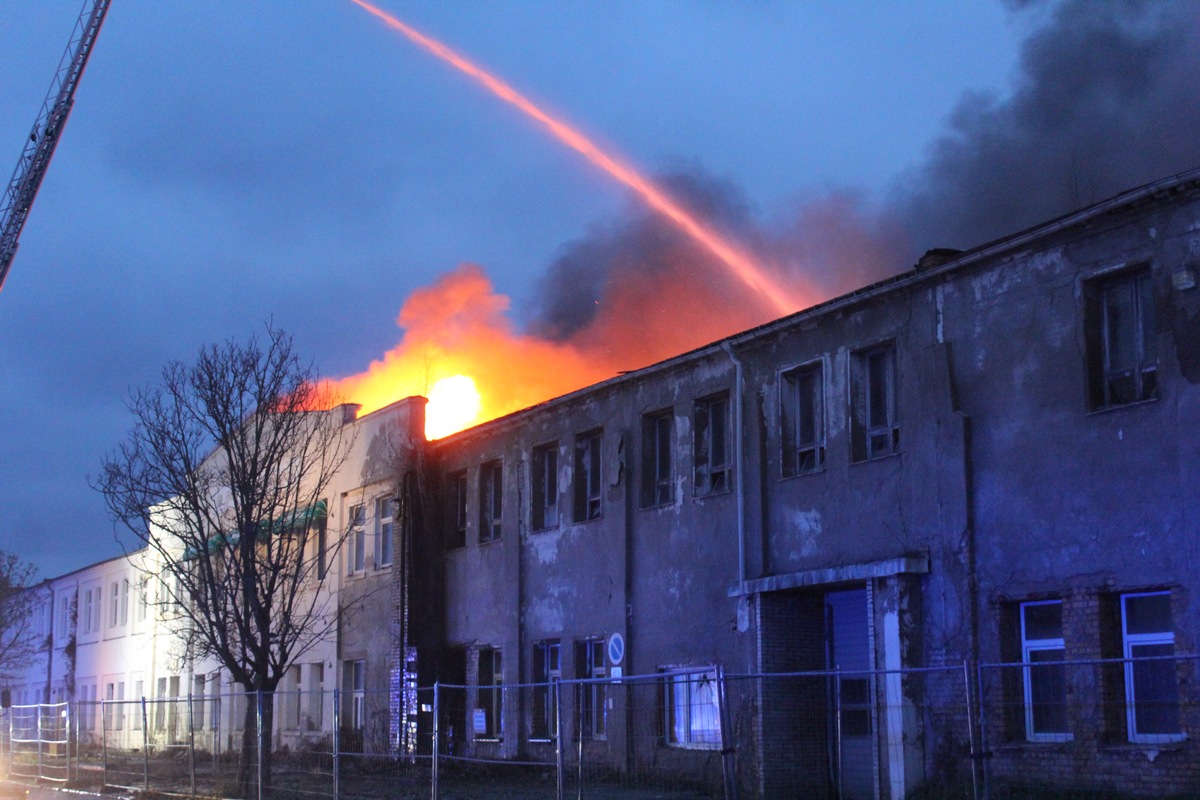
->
{"left": 0, "top": 551, "right": 41, "bottom": 683}
{"left": 96, "top": 327, "right": 353, "bottom": 796}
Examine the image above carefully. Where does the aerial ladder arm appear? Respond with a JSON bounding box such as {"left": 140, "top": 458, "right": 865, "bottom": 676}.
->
{"left": 0, "top": 0, "right": 112, "bottom": 293}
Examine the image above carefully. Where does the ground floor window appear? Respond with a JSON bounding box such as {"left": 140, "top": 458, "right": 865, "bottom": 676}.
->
{"left": 575, "top": 638, "right": 606, "bottom": 740}
{"left": 532, "top": 641, "right": 560, "bottom": 740}
{"left": 1121, "top": 591, "right": 1181, "bottom": 742}
{"left": 663, "top": 668, "right": 720, "bottom": 749}
{"left": 1020, "top": 600, "right": 1070, "bottom": 741}
{"left": 476, "top": 647, "right": 503, "bottom": 741}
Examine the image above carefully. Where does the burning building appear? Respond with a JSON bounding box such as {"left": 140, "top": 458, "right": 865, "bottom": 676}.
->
{"left": 7, "top": 167, "right": 1200, "bottom": 798}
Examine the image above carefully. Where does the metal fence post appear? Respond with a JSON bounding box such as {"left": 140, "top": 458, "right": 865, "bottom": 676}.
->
{"left": 256, "top": 690, "right": 265, "bottom": 800}
{"left": 100, "top": 700, "right": 106, "bottom": 787}
{"left": 577, "top": 682, "right": 584, "bottom": 800}
{"left": 554, "top": 680, "right": 564, "bottom": 800}
{"left": 141, "top": 696, "right": 149, "bottom": 791}
{"left": 38, "top": 705, "right": 44, "bottom": 782}
{"left": 332, "top": 688, "right": 341, "bottom": 800}
{"left": 430, "top": 683, "right": 439, "bottom": 800}
{"left": 188, "top": 692, "right": 197, "bottom": 797}
{"left": 974, "top": 659, "right": 989, "bottom": 800}
{"left": 715, "top": 665, "right": 738, "bottom": 800}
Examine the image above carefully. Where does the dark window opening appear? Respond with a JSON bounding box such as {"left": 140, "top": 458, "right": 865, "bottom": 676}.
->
{"left": 641, "top": 409, "right": 674, "bottom": 507}
{"left": 781, "top": 363, "right": 825, "bottom": 476}
{"left": 694, "top": 393, "right": 731, "bottom": 496}
{"left": 574, "top": 430, "right": 603, "bottom": 522}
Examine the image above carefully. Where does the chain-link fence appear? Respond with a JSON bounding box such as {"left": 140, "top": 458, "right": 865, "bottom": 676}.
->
{"left": 5, "top": 657, "right": 1198, "bottom": 799}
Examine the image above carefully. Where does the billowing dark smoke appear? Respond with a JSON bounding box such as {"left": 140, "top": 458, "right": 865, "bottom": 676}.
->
{"left": 531, "top": 0, "right": 1200, "bottom": 338}
{"left": 894, "top": 0, "right": 1200, "bottom": 252}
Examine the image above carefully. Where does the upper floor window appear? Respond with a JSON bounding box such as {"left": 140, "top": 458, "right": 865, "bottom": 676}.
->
{"left": 694, "top": 393, "right": 731, "bottom": 496}
{"left": 109, "top": 578, "right": 129, "bottom": 629}
{"left": 641, "top": 409, "right": 674, "bottom": 507}
{"left": 1020, "top": 600, "right": 1069, "bottom": 741}
{"left": 574, "top": 430, "right": 603, "bottom": 522}
{"left": 479, "top": 461, "right": 503, "bottom": 544}
{"left": 375, "top": 496, "right": 394, "bottom": 568}
{"left": 1085, "top": 268, "right": 1157, "bottom": 410}
{"left": 851, "top": 344, "right": 898, "bottom": 461}
{"left": 347, "top": 503, "right": 366, "bottom": 574}
{"left": 781, "top": 363, "right": 825, "bottom": 476}
{"left": 446, "top": 470, "right": 467, "bottom": 549}
{"left": 1121, "top": 591, "right": 1180, "bottom": 742}
{"left": 531, "top": 443, "right": 558, "bottom": 531}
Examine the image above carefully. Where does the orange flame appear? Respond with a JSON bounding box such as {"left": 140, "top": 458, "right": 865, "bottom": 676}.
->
{"left": 348, "top": 0, "right": 805, "bottom": 316}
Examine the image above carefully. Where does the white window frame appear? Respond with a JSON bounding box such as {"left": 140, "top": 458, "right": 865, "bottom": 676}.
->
{"left": 1121, "top": 591, "right": 1183, "bottom": 744}
{"left": 663, "top": 667, "right": 721, "bottom": 750}
{"left": 1020, "top": 600, "right": 1071, "bottom": 742}
{"left": 375, "top": 496, "right": 394, "bottom": 568}
{"left": 349, "top": 660, "right": 366, "bottom": 731}
{"left": 347, "top": 503, "right": 366, "bottom": 575}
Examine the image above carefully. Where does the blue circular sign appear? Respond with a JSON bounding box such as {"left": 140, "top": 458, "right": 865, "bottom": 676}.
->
{"left": 607, "top": 632, "right": 625, "bottom": 666}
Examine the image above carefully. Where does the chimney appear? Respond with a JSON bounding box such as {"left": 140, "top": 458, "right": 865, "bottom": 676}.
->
{"left": 914, "top": 248, "right": 963, "bottom": 272}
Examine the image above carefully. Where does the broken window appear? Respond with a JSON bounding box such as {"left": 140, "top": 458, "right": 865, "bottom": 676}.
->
{"left": 851, "top": 344, "right": 899, "bottom": 461}
{"left": 478, "top": 460, "right": 502, "bottom": 544}
{"left": 1020, "top": 600, "right": 1070, "bottom": 741}
{"left": 575, "top": 638, "right": 607, "bottom": 740}
{"left": 693, "top": 393, "right": 731, "bottom": 496}
{"left": 532, "top": 640, "right": 560, "bottom": 740}
{"left": 641, "top": 409, "right": 674, "bottom": 507}
{"left": 573, "top": 429, "right": 603, "bottom": 522}
{"left": 532, "top": 443, "right": 558, "bottom": 531}
{"left": 1121, "top": 591, "right": 1180, "bottom": 742}
{"left": 446, "top": 470, "right": 467, "bottom": 549}
{"left": 477, "top": 647, "right": 503, "bottom": 741}
{"left": 781, "top": 363, "right": 825, "bottom": 476}
{"left": 1085, "top": 268, "right": 1157, "bottom": 409}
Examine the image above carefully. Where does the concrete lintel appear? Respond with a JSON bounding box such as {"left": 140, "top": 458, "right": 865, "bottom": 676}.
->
{"left": 727, "top": 555, "right": 929, "bottom": 597}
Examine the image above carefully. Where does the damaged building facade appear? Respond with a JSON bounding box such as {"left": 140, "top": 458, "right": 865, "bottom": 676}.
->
{"left": 8, "top": 169, "right": 1200, "bottom": 797}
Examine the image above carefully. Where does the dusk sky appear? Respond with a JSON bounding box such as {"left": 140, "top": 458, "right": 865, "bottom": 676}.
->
{"left": 1, "top": 1, "right": 1196, "bottom": 579}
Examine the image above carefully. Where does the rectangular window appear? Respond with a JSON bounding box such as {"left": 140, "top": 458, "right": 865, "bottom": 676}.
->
{"left": 575, "top": 638, "right": 607, "bottom": 740}
{"left": 375, "top": 496, "right": 394, "bottom": 567}
{"left": 694, "top": 393, "right": 732, "bottom": 496}
{"left": 57, "top": 595, "right": 70, "bottom": 639}
{"left": 781, "top": 363, "right": 825, "bottom": 476}
{"left": 131, "top": 679, "right": 143, "bottom": 730}
{"left": 664, "top": 669, "right": 721, "bottom": 749}
{"left": 573, "top": 430, "right": 603, "bottom": 522}
{"left": 1121, "top": 591, "right": 1180, "bottom": 742}
{"left": 347, "top": 504, "right": 366, "bottom": 573}
{"left": 532, "top": 443, "right": 559, "bottom": 531}
{"left": 134, "top": 578, "right": 148, "bottom": 623}
{"left": 641, "top": 409, "right": 674, "bottom": 507}
{"left": 532, "top": 640, "right": 561, "bottom": 740}
{"left": 346, "top": 660, "right": 366, "bottom": 731}
{"left": 851, "top": 344, "right": 899, "bottom": 461}
{"left": 479, "top": 461, "right": 503, "bottom": 544}
{"left": 447, "top": 471, "right": 467, "bottom": 549}
{"left": 477, "top": 647, "right": 503, "bottom": 740}
{"left": 306, "top": 663, "right": 325, "bottom": 731}
{"left": 1020, "top": 600, "right": 1070, "bottom": 741}
{"left": 315, "top": 510, "right": 328, "bottom": 580}
{"left": 1086, "top": 268, "right": 1157, "bottom": 409}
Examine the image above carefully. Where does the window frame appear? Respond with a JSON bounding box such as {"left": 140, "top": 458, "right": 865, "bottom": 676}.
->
{"left": 1120, "top": 591, "right": 1182, "bottom": 743}
{"left": 693, "top": 393, "right": 732, "bottom": 497}
{"left": 446, "top": 470, "right": 468, "bottom": 549}
{"left": 375, "top": 496, "right": 394, "bottom": 568}
{"left": 641, "top": 409, "right": 674, "bottom": 508}
{"left": 531, "top": 442, "right": 559, "bottom": 531}
{"left": 1019, "top": 600, "right": 1071, "bottom": 742}
{"left": 347, "top": 503, "right": 366, "bottom": 575}
{"left": 573, "top": 430, "right": 603, "bottom": 522}
{"left": 478, "top": 460, "right": 503, "bottom": 544}
{"left": 1085, "top": 267, "right": 1158, "bottom": 410}
{"left": 476, "top": 647, "right": 503, "bottom": 741}
{"left": 532, "top": 640, "right": 561, "bottom": 741}
{"left": 663, "top": 667, "right": 722, "bottom": 750}
{"left": 780, "top": 361, "right": 825, "bottom": 477}
{"left": 851, "top": 343, "right": 899, "bottom": 462}
{"left": 575, "top": 638, "right": 607, "bottom": 740}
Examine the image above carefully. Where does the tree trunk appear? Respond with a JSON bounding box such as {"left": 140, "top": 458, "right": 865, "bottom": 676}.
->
{"left": 238, "top": 694, "right": 257, "bottom": 799}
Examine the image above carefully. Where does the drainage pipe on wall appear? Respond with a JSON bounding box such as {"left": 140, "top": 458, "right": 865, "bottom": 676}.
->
{"left": 720, "top": 342, "right": 746, "bottom": 586}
